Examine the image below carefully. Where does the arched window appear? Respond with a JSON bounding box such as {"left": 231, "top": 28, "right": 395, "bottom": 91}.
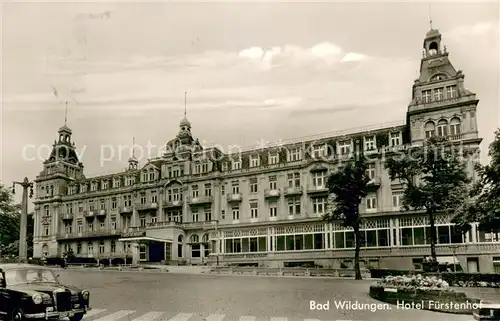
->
{"left": 437, "top": 119, "right": 448, "bottom": 137}
{"left": 149, "top": 168, "right": 154, "bottom": 181}
{"left": 190, "top": 234, "right": 199, "bottom": 243}
{"left": 428, "top": 42, "right": 438, "bottom": 55}
{"left": 42, "top": 244, "right": 49, "bottom": 257}
{"left": 424, "top": 121, "right": 436, "bottom": 138}
{"left": 178, "top": 235, "right": 183, "bottom": 243}
{"left": 177, "top": 235, "right": 183, "bottom": 258}
{"left": 450, "top": 117, "right": 461, "bottom": 136}
{"left": 202, "top": 234, "right": 209, "bottom": 243}
{"left": 110, "top": 241, "right": 116, "bottom": 253}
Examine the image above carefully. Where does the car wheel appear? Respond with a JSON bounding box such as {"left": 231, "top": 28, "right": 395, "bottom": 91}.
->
{"left": 69, "top": 313, "right": 84, "bottom": 321}
{"left": 10, "top": 309, "right": 24, "bottom": 321}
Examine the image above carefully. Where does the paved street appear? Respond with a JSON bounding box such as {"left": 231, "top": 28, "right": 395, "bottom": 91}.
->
{"left": 57, "top": 269, "right": 474, "bottom": 321}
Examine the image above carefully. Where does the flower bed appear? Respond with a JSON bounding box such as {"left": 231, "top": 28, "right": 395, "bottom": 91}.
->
{"left": 369, "top": 275, "right": 482, "bottom": 315}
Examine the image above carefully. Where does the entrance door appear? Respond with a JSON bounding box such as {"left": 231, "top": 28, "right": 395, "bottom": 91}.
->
{"left": 467, "top": 258, "right": 479, "bottom": 273}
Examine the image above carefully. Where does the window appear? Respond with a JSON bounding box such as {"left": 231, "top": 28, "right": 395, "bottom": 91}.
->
{"left": 78, "top": 202, "right": 83, "bottom": 213}
{"left": 140, "top": 194, "right": 147, "bottom": 205}
{"left": 192, "top": 210, "right": 198, "bottom": 222}
{"left": 269, "top": 152, "right": 279, "bottom": 165}
{"left": 44, "top": 206, "right": 50, "bottom": 216}
{"left": 151, "top": 193, "right": 158, "bottom": 204}
{"left": 225, "top": 237, "right": 267, "bottom": 253}
{"left": 250, "top": 203, "right": 258, "bottom": 218}
{"left": 221, "top": 210, "right": 225, "bottom": 220}
{"left": 232, "top": 159, "right": 241, "bottom": 170}
{"left": 221, "top": 185, "right": 225, "bottom": 195}
{"left": 100, "top": 199, "right": 106, "bottom": 210}
{"left": 269, "top": 175, "right": 277, "bottom": 190}
{"left": 288, "top": 197, "right": 301, "bottom": 215}
{"left": 193, "top": 163, "right": 201, "bottom": 174}
{"left": 123, "top": 195, "right": 132, "bottom": 207}
{"left": 250, "top": 155, "right": 260, "bottom": 167}
{"left": 446, "top": 85, "right": 457, "bottom": 99}
{"left": 149, "top": 170, "right": 155, "bottom": 181}
{"left": 191, "top": 244, "right": 201, "bottom": 258}
{"left": 434, "top": 88, "right": 444, "bottom": 101}
{"left": 126, "top": 176, "right": 135, "bottom": 186}
{"left": 43, "top": 226, "right": 49, "bottom": 236}
{"left": 169, "top": 188, "right": 181, "bottom": 202}
{"left": 287, "top": 172, "right": 300, "bottom": 188}
{"left": 312, "top": 144, "right": 327, "bottom": 158}
{"left": 88, "top": 223, "right": 93, "bottom": 232}
{"left": 139, "top": 244, "right": 147, "bottom": 261}
{"left": 204, "top": 184, "right": 212, "bottom": 197}
{"left": 91, "top": 182, "right": 98, "bottom": 192}
{"left": 99, "top": 242, "right": 105, "bottom": 254}
{"left": 111, "top": 218, "right": 117, "bottom": 230}
{"left": 66, "top": 203, "right": 73, "bottom": 214}
{"left": 110, "top": 241, "right": 116, "bottom": 253}
{"left": 140, "top": 216, "right": 146, "bottom": 227}
{"left": 64, "top": 223, "right": 72, "bottom": 233}
{"left": 287, "top": 148, "right": 301, "bottom": 162}
{"left": 151, "top": 216, "right": 157, "bottom": 224}
{"left": 249, "top": 178, "right": 258, "bottom": 193}
{"left": 365, "top": 136, "right": 375, "bottom": 151}
{"left": 202, "top": 163, "right": 208, "bottom": 173}
{"left": 312, "top": 171, "right": 326, "bottom": 188}
{"left": 312, "top": 197, "right": 327, "bottom": 214}
{"left": 87, "top": 243, "right": 94, "bottom": 254}
{"left": 424, "top": 121, "right": 436, "bottom": 138}
{"left": 221, "top": 163, "right": 228, "bottom": 171}
{"left": 437, "top": 119, "right": 448, "bottom": 137}
{"left": 366, "top": 163, "right": 375, "bottom": 180}
{"left": 76, "top": 243, "right": 82, "bottom": 254}
{"left": 192, "top": 185, "right": 199, "bottom": 198}
{"left": 77, "top": 221, "right": 82, "bottom": 233}
{"left": 269, "top": 203, "right": 277, "bottom": 217}
{"left": 422, "top": 90, "right": 432, "bottom": 103}
{"left": 232, "top": 207, "right": 240, "bottom": 220}
{"left": 231, "top": 181, "right": 239, "bottom": 194}
{"left": 450, "top": 117, "right": 461, "bottom": 136}
{"left": 366, "top": 196, "right": 377, "bottom": 210}
{"left": 102, "top": 181, "right": 109, "bottom": 189}
{"left": 111, "top": 197, "right": 117, "bottom": 210}
{"left": 275, "top": 233, "right": 324, "bottom": 251}
{"left": 392, "top": 191, "right": 403, "bottom": 209}
{"left": 339, "top": 141, "right": 351, "bottom": 155}
{"left": 89, "top": 200, "right": 95, "bottom": 211}
{"left": 113, "top": 178, "right": 121, "bottom": 188}
{"left": 390, "top": 132, "right": 400, "bottom": 146}
{"left": 204, "top": 207, "right": 212, "bottom": 221}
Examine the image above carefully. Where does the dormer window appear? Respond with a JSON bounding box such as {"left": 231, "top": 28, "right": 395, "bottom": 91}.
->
{"left": 90, "top": 182, "right": 98, "bottom": 192}
{"left": 268, "top": 152, "right": 279, "bottom": 165}
{"left": 126, "top": 176, "right": 135, "bottom": 186}
{"left": 102, "top": 180, "right": 109, "bottom": 190}
{"left": 312, "top": 144, "right": 327, "bottom": 158}
{"left": 221, "top": 162, "right": 228, "bottom": 171}
{"left": 193, "top": 163, "right": 201, "bottom": 174}
{"left": 364, "top": 136, "right": 375, "bottom": 151}
{"left": 113, "top": 178, "right": 121, "bottom": 188}
{"left": 287, "top": 147, "right": 301, "bottom": 162}
{"left": 250, "top": 155, "right": 260, "bottom": 167}
{"left": 431, "top": 74, "right": 446, "bottom": 81}
{"left": 80, "top": 184, "right": 87, "bottom": 193}
{"left": 339, "top": 141, "right": 351, "bottom": 155}
{"left": 201, "top": 162, "right": 209, "bottom": 173}
{"left": 148, "top": 169, "right": 154, "bottom": 181}
{"left": 390, "top": 132, "right": 401, "bottom": 146}
{"left": 232, "top": 159, "right": 241, "bottom": 170}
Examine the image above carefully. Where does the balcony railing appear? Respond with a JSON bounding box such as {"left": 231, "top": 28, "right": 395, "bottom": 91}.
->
{"left": 136, "top": 202, "right": 158, "bottom": 211}
{"left": 183, "top": 220, "right": 218, "bottom": 230}
{"left": 306, "top": 186, "right": 328, "bottom": 195}
{"left": 119, "top": 206, "right": 133, "bottom": 214}
{"left": 367, "top": 177, "right": 382, "bottom": 188}
{"left": 163, "top": 200, "right": 183, "bottom": 208}
{"left": 83, "top": 210, "right": 95, "bottom": 218}
{"left": 146, "top": 221, "right": 182, "bottom": 229}
{"left": 264, "top": 189, "right": 281, "bottom": 199}
{"left": 284, "top": 186, "right": 303, "bottom": 196}
{"left": 187, "top": 196, "right": 213, "bottom": 205}
{"left": 226, "top": 193, "right": 243, "bottom": 202}
{"left": 60, "top": 213, "right": 74, "bottom": 220}
{"left": 56, "top": 229, "right": 121, "bottom": 240}
{"left": 96, "top": 209, "right": 107, "bottom": 216}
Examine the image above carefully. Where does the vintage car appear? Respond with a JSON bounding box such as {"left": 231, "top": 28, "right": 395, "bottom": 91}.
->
{"left": 0, "top": 263, "right": 91, "bottom": 321}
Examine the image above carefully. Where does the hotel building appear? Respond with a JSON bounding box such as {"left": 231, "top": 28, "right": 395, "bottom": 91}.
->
{"left": 33, "top": 28, "right": 500, "bottom": 273}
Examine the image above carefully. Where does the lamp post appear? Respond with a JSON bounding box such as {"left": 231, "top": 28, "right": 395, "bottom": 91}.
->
{"left": 12, "top": 177, "right": 34, "bottom": 263}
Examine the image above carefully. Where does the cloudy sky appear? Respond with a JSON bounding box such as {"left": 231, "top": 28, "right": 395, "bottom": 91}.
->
{"left": 1, "top": 1, "right": 499, "bottom": 205}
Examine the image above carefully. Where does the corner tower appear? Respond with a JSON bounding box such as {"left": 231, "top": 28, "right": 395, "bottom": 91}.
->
{"left": 407, "top": 28, "right": 481, "bottom": 148}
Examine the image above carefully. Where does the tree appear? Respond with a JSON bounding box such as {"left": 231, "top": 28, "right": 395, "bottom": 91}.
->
{"left": 0, "top": 183, "right": 34, "bottom": 258}
{"left": 323, "top": 146, "right": 370, "bottom": 280}
{"left": 453, "top": 129, "right": 500, "bottom": 234}
{"left": 385, "top": 136, "right": 470, "bottom": 265}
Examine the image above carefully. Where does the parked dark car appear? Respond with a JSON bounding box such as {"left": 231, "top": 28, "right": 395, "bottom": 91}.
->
{"left": 0, "top": 263, "right": 91, "bottom": 321}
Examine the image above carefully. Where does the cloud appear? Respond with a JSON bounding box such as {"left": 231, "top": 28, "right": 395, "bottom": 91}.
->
{"left": 444, "top": 21, "right": 498, "bottom": 40}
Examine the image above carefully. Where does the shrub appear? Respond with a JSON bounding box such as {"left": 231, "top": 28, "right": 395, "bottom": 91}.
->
{"left": 377, "top": 274, "right": 452, "bottom": 291}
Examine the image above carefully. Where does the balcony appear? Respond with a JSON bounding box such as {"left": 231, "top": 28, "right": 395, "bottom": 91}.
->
{"left": 188, "top": 196, "right": 213, "bottom": 206}
{"left": 83, "top": 210, "right": 95, "bottom": 218}
{"left": 226, "top": 193, "right": 242, "bottom": 203}
{"left": 96, "top": 209, "right": 107, "bottom": 217}
{"left": 119, "top": 206, "right": 133, "bottom": 214}
{"left": 146, "top": 221, "right": 182, "bottom": 229}
{"left": 183, "top": 220, "right": 218, "bottom": 230}
{"left": 136, "top": 202, "right": 158, "bottom": 211}
{"left": 121, "top": 227, "right": 146, "bottom": 238}
{"left": 264, "top": 189, "right": 281, "bottom": 199}
{"left": 306, "top": 186, "right": 329, "bottom": 195}
{"left": 164, "top": 200, "right": 183, "bottom": 208}
{"left": 284, "top": 186, "right": 303, "bottom": 196}
{"left": 60, "top": 213, "right": 74, "bottom": 220}
{"left": 367, "top": 177, "right": 382, "bottom": 189}
{"left": 56, "top": 229, "right": 121, "bottom": 240}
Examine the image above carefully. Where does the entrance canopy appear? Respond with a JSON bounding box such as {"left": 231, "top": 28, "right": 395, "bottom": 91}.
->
{"left": 118, "top": 236, "right": 172, "bottom": 243}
